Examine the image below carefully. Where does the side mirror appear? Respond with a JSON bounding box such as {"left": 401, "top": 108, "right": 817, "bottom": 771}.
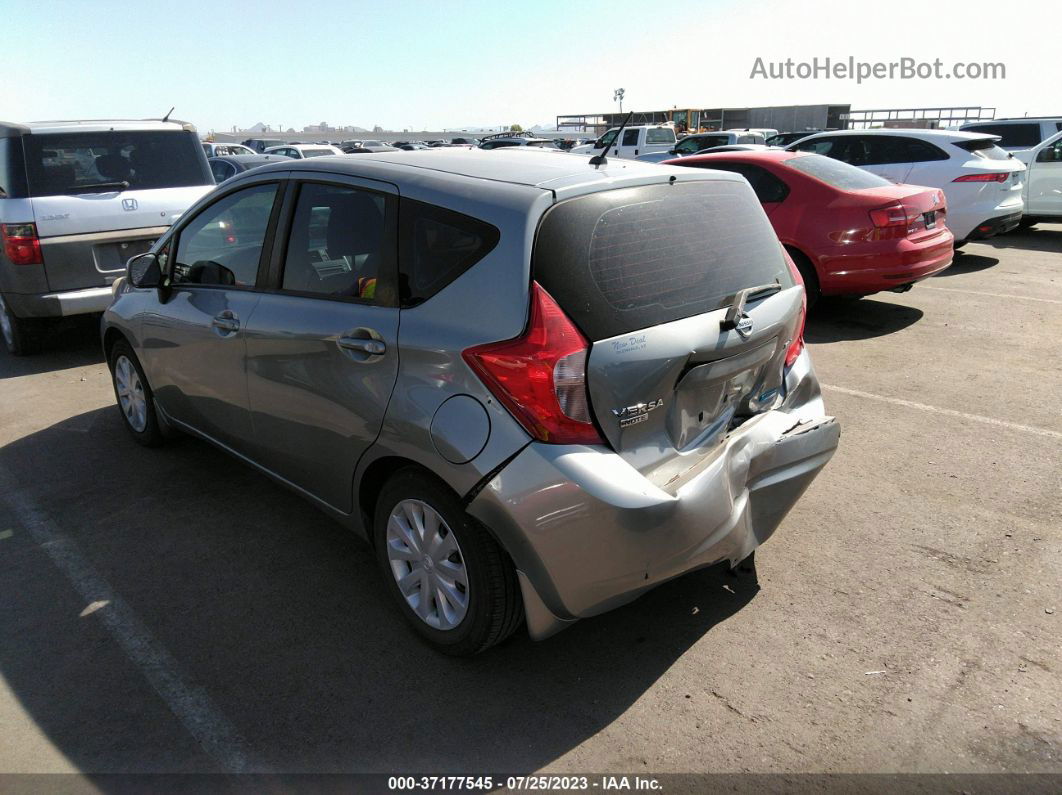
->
{"left": 127, "top": 252, "right": 161, "bottom": 288}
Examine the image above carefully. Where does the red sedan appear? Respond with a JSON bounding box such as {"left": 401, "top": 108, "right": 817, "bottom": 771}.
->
{"left": 663, "top": 150, "right": 954, "bottom": 304}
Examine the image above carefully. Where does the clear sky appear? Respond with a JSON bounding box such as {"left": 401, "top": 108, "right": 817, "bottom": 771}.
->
{"left": 7, "top": 0, "right": 1054, "bottom": 132}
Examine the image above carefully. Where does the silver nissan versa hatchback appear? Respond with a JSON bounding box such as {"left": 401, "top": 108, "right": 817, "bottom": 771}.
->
{"left": 101, "top": 148, "right": 840, "bottom": 655}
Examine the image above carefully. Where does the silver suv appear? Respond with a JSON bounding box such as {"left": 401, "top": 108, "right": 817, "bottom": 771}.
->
{"left": 102, "top": 148, "right": 839, "bottom": 654}
{"left": 0, "top": 119, "right": 214, "bottom": 354}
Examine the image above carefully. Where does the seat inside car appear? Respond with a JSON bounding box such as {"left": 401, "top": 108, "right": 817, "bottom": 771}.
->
{"left": 283, "top": 189, "right": 383, "bottom": 298}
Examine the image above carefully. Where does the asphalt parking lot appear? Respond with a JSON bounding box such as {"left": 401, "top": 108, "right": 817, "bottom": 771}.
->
{"left": 0, "top": 226, "right": 1059, "bottom": 777}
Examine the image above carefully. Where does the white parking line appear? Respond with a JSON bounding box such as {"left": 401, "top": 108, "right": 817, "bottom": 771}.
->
{"left": 821, "top": 385, "right": 1062, "bottom": 441}
{"left": 0, "top": 466, "right": 263, "bottom": 774}
{"left": 921, "top": 286, "right": 1062, "bottom": 305}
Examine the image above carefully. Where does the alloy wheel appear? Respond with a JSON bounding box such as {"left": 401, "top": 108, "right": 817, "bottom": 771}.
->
{"left": 114, "top": 355, "right": 148, "bottom": 433}
{"left": 386, "top": 499, "right": 469, "bottom": 630}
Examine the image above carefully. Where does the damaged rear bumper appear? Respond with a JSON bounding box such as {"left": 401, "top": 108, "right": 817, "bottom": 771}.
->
{"left": 467, "top": 399, "right": 840, "bottom": 640}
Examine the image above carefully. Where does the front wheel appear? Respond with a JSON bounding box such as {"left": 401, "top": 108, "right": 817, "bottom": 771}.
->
{"left": 108, "top": 340, "right": 164, "bottom": 447}
{"left": 374, "top": 469, "right": 522, "bottom": 655}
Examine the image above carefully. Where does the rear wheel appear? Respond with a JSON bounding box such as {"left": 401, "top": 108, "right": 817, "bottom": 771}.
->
{"left": 0, "top": 294, "right": 41, "bottom": 356}
{"left": 108, "top": 340, "right": 164, "bottom": 447}
{"left": 786, "top": 248, "right": 820, "bottom": 310}
{"left": 1018, "top": 218, "right": 1038, "bottom": 230}
{"left": 374, "top": 469, "right": 522, "bottom": 655}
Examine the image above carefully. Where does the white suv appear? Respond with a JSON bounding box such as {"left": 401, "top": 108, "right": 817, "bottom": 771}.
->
{"left": 960, "top": 118, "right": 1062, "bottom": 152}
{"left": 788, "top": 129, "right": 1025, "bottom": 243}
{"left": 0, "top": 119, "right": 215, "bottom": 354}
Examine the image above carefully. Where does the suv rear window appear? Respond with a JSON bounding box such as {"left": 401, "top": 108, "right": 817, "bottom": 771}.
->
{"left": 23, "top": 130, "right": 212, "bottom": 197}
{"left": 962, "top": 123, "right": 1041, "bottom": 148}
{"left": 782, "top": 153, "right": 892, "bottom": 190}
{"left": 533, "top": 180, "right": 793, "bottom": 341}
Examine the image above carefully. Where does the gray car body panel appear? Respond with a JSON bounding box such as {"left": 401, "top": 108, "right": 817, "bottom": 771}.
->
{"left": 102, "top": 149, "right": 838, "bottom": 639}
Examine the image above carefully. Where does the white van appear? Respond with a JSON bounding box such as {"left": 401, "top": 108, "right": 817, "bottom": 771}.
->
{"left": 568, "top": 125, "right": 677, "bottom": 160}
{"left": 0, "top": 119, "right": 214, "bottom": 354}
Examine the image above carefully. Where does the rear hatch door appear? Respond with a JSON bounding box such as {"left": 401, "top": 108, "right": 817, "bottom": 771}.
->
{"left": 533, "top": 177, "right": 803, "bottom": 486}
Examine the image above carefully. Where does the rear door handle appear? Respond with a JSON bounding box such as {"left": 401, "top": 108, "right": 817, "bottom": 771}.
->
{"left": 338, "top": 336, "right": 386, "bottom": 356}
{"left": 212, "top": 311, "right": 240, "bottom": 333}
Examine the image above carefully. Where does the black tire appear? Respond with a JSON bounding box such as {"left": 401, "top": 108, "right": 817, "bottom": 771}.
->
{"left": 1018, "top": 218, "right": 1038, "bottom": 230}
{"left": 0, "top": 294, "right": 41, "bottom": 356}
{"left": 786, "top": 248, "right": 820, "bottom": 310}
{"left": 374, "top": 468, "right": 522, "bottom": 655}
{"left": 108, "top": 340, "right": 165, "bottom": 447}
{"left": 953, "top": 240, "right": 967, "bottom": 250}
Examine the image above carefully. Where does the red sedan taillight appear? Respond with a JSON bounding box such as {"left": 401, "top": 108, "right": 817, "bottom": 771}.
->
{"left": 2, "top": 223, "right": 43, "bottom": 266}
{"left": 867, "top": 201, "right": 910, "bottom": 240}
{"left": 463, "top": 283, "right": 605, "bottom": 445}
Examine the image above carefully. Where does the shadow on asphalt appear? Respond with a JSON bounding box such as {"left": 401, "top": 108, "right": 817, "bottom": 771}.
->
{"left": 0, "top": 407, "right": 759, "bottom": 773}
{"left": 934, "top": 252, "right": 999, "bottom": 276}
{"left": 981, "top": 226, "right": 1062, "bottom": 254}
{"left": 805, "top": 298, "right": 923, "bottom": 344}
{"left": 0, "top": 316, "right": 104, "bottom": 380}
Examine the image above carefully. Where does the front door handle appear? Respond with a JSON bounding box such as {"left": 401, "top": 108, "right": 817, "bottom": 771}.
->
{"left": 338, "top": 336, "right": 386, "bottom": 356}
{"left": 212, "top": 311, "right": 240, "bottom": 333}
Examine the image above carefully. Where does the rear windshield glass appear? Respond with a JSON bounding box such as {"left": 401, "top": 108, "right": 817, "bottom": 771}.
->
{"left": 953, "top": 138, "right": 1012, "bottom": 161}
{"left": 962, "top": 124, "right": 1040, "bottom": 148}
{"left": 301, "top": 148, "right": 335, "bottom": 157}
{"left": 23, "top": 130, "right": 211, "bottom": 197}
{"left": 533, "top": 180, "right": 793, "bottom": 341}
{"left": 782, "top": 153, "right": 892, "bottom": 190}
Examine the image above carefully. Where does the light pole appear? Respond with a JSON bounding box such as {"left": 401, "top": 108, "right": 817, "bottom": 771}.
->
{"left": 613, "top": 88, "right": 625, "bottom": 116}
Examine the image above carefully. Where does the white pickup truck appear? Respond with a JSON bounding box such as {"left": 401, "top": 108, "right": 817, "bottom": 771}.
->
{"left": 1013, "top": 130, "right": 1062, "bottom": 225}
{"left": 568, "top": 125, "right": 677, "bottom": 160}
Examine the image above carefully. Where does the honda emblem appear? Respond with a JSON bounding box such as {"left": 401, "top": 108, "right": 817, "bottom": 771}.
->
{"left": 122, "top": 198, "right": 138, "bottom": 211}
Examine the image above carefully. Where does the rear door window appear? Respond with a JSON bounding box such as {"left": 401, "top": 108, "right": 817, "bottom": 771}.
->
{"left": 646, "top": 128, "right": 676, "bottom": 144}
{"left": 693, "top": 162, "right": 789, "bottom": 203}
{"left": 622, "top": 129, "right": 640, "bottom": 147}
{"left": 22, "top": 130, "right": 212, "bottom": 197}
{"left": 398, "top": 200, "right": 499, "bottom": 306}
{"left": 280, "top": 182, "right": 395, "bottom": 302}
{"left": 791, "top": 136, "right": 843, "bottom": 158}
{"left": 533, "top": 180, "right": 793, "bottom": 341}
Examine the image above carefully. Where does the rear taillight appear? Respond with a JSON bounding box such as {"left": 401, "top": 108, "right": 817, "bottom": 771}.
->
{"left": 2, "top": 223, "right": 43, "bottom": 266}
{"left": 463, "top": 283, "right": 605, "bottom": 445}
{"left": 782, "top": 250, "right": 806, "bottom": 369}
{"left": 864, "top": 201, "right": 911, "bottom": 241}
{"left": 953, "top": 172, "right": 1010, "bottom": 183}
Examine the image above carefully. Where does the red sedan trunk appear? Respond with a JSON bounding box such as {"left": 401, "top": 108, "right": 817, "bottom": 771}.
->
{"left": 664, "top": 151, "right": 954, "bottom": 301}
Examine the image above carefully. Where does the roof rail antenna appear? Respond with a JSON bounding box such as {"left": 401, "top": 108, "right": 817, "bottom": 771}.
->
{"left": 161, "top": 107, "right": 175, "bottom": 123}
{"left": 590, "top": 110, "right": 633, "bottom": 168}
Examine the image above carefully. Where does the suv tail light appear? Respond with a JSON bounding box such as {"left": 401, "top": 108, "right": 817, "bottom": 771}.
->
{"left": 953, "top": 172, "right": 1010, "bottom": 183}
{"left": 463, "top": 283, "right": 605, "bottom": 445}
{"left": 782, "top": 250, "right": 806, "bottom": 368}
{"left": 2, "top": 223, "right": 43, "bottom": 266}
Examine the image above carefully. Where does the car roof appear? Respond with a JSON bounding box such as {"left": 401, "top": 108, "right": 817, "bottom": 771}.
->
{"left": 0, "top": 119, "right": 195, "bottom": 137}
{"left": 794, "top": 128, "right": 999, "bottom": 143}
{"left": 241, "top": 147, "right": 740, "bottom": 199}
